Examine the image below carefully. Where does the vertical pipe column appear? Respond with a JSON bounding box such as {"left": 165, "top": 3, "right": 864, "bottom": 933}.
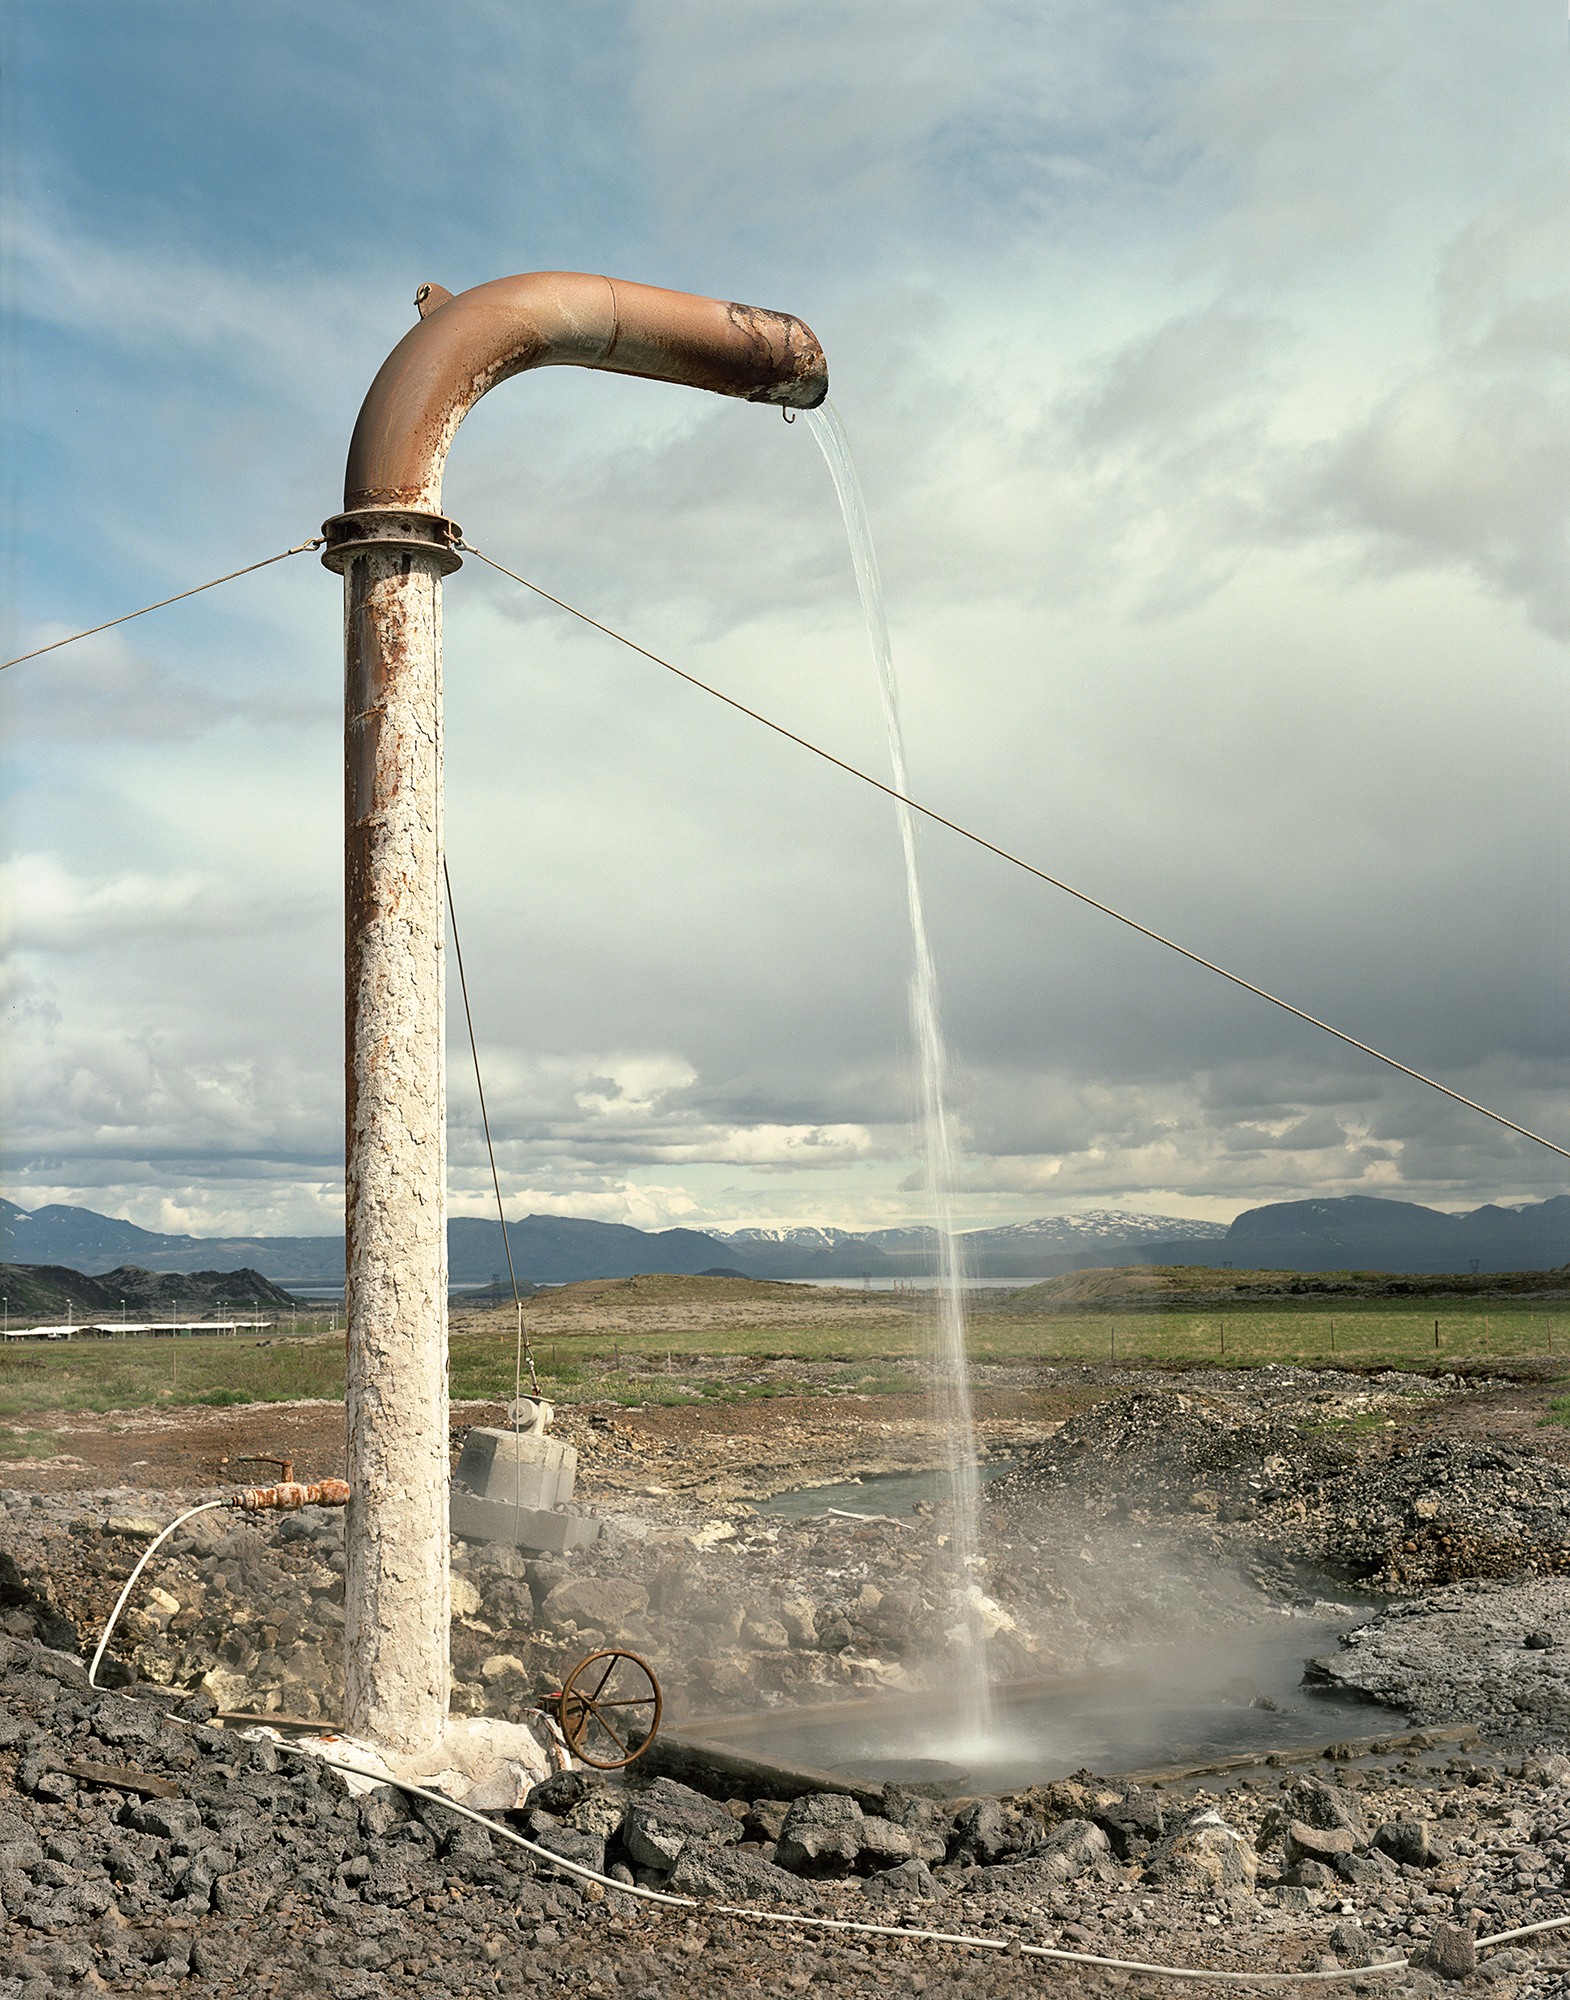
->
{"left": 320, "top": 267, "right": 824, "bottom": 1756}
{"left": 330, "top": 510, "right": 462, "bottom": 1756}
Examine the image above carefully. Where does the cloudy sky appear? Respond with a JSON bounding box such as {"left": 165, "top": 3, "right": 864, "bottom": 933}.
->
{"left": 2, "top": 2, "right": 1565, "bottom": 1242}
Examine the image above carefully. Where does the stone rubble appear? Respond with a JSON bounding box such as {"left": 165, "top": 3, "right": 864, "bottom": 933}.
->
{"left": 1305, "top": 1581, "right": 1570, "bottom": 1734}
{"left": 1, "top": 1478, "right": 1288, "bottom": 1731}
{"left": 10, "top": 1631, "right": 1570, "bottom": 1996}
{"left": 16, "top": 1374, "right": 1570, "bottom": 1738}
{"left": 991, "top": 1383, "right": 1570, "bottom": 1599}
{"left": 12, "top": 1367, "right": 1570, "bottom": 1991}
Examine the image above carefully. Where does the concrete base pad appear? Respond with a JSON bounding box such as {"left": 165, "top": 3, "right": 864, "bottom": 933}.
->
{"left": 399, "top": 1713, "right": 572, "bottom": 1808}
{"left": 262, "top": 1714, "right": 571, "bottom": 1811}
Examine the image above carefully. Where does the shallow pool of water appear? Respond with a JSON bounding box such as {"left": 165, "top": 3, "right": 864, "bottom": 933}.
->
{"left": 689, "top": 1608, "right": 1395, "bottom": 1791}
{"left": 750, "top": 1461, "right": 1017, "bottom": 1520}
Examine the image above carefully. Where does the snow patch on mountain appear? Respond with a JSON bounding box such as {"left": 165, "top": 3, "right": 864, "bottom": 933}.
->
{"left": 979, "top": 1209, "right": 1227, "bottom": 1246}
{"left": 708, "top": 1226, "right": 859, "bottom": 1249}
{"left": 708, "top": 1209, "right": 1225, "bottom": 1250}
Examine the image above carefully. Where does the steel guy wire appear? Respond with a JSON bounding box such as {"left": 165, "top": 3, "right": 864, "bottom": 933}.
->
{"left": 0, "top": 538, "right": 325, "bottom": 673}
{"left": 9, "top": 524, "right": 1562, "bottom": 1162}
{"left": 458, "top": 539, "right": 1570, "bottom": 1164}
{"left": 443, "top": 854, "right": 540, "bottom": 1403}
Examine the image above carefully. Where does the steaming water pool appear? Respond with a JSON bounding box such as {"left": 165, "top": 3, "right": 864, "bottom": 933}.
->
{"left": 749, "top": 1462, "right": 1017, "bottom": 1520}
{"left": 685, "top": 1607, "right": 1396, "bottom": 1792}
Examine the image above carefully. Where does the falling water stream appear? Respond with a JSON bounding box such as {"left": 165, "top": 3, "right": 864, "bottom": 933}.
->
{"left": 807, "top": 402, "right": 996, "bottom": 1747}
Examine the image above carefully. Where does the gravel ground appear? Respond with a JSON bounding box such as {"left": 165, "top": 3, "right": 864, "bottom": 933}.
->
{"left": 1306, "top": 1584, "right": 1570, "bottom": 1734}
{"left": 11, "top": 1364, "right": 1570, "bottom": 1994}
{"left": 9, "top": 1633, "right": 1570, "bottom": 1999}
{"left": 990, "top": 1374, "right": 1570, "bottom": 1600}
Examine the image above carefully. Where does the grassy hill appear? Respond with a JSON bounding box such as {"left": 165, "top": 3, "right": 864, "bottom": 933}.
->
{"left": 523, "top": 1271, "right": 821, "bottom": 1311}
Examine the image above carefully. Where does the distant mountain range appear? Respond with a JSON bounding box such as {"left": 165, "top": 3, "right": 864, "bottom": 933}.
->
{"left": 708, "top": 1209, "right": 1229, "bottom": 1281}
{"left": 1220, "top": 1195, "right": 1570, "bottom": 1277}
{"left": 3, "top": 1193, "right": 1565, "bottom": 1288}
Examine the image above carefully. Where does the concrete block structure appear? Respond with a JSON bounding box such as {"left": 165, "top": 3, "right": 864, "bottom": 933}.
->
{"left": 451, "top": 1426, "right": 600, "bottom": 1553}
{"left": 455, "top": 1427, "right": 577, "bottom": 1510}
{"left": 448, "top": 1488, "right": 600, "bottom": 1553}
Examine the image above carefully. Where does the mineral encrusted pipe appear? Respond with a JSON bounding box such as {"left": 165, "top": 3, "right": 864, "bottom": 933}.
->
{"left": 338, "top": 542, "right": 449, "bottom": 1758}
{"left": 324, "top": 272, "right": 827, "bottom": 1759}
{"left": 228, "top": 1480, "right": 351, "bottom": 1511}
{"left": 342, "top": 271, "right": 827, "bottom": 516}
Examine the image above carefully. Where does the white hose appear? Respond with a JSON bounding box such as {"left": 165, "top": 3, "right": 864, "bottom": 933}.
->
{"left": 299, "top": 1751, "right": 1407, "bottom": 1984}
{"left": 87, "top": 1498, "right": 229, "bottom": 1690}
{"left": 1475, "top": 1913, "right": 1570, "bottom": 1951}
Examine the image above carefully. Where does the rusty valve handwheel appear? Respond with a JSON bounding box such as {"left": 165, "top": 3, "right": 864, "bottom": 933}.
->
{"left": 557, "top": 1649, "right": 662, "bottom": 1770}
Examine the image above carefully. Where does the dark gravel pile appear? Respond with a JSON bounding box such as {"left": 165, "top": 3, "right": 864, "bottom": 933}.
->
{"left": 14, "top": 1630, "right": 1570, "bottom": 1997}
{"left": 988, "top": 1388, "right": 1356, "bottom": 1512}
{"left": 989, "top": 1389, "right": 1570, "bottom": 1605}
{"left": 1317, "top": 1440, "right": 1570, "bottom": 1593}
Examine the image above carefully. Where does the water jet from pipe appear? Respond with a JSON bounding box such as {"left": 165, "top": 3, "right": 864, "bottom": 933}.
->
{"left": 806, "top": 400, "right": 996, "bottom": 1751}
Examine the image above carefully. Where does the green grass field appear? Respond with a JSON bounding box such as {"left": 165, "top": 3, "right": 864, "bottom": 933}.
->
{"left": 0, "top": 1324, "right": 343, "bottom": 1419}
{"left": 967, "top": 1303, "right": 1568, "bottom": 1372}
{"left": 1, "top": 1289, "right": 1564, "bottom": 1422}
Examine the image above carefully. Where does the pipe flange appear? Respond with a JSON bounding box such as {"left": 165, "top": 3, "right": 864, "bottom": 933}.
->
{"left": 320, "top": 509, "right": 465, "bottom": 576}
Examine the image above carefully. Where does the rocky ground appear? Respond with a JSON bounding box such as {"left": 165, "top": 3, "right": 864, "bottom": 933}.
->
{"left": 10, "top": 1626, "right": 1570, "bottom": 2000}
{"left": 10, "top": 1360, "right": 1570, "bottom": 1995}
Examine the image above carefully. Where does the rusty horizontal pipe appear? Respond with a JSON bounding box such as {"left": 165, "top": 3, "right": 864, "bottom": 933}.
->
{"left": 228, "top": 1479, "right": 351, "bottom": 1511}
{"left": 341, "top": 270, "right": 828, "bottom": 515}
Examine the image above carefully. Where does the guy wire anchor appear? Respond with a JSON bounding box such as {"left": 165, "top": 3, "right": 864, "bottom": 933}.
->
{"left": 228, "top": 1454, "right": 350, "bottom": 1511}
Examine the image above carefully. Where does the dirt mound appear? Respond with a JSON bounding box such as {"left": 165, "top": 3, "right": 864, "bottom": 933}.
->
{"left": 989, "top": 1386, "right": 1570, "bottom": 1601}
{"left": 988, "top": 1388, "right": 1352, "bottom": 1513}
{"left": 1006, "top": 1267, "right": 1208, "bottom": 1307}
{"left": 522, "top": 1272, "right": 825, "bottom": 1311}
{"left": 1318, "top": 1436, "right": 1570, "bottom": 1592}
{"left": 1003, "top": 1265, "right": 1348, "bottom": 1309}
{"left": 1003, "top": 1264, "right": 1570, "bottom": 1310}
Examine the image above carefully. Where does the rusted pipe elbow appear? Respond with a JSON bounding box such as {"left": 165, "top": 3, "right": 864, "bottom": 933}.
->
{"left": 341, "top": 271, "right": 828, "bottom": 516}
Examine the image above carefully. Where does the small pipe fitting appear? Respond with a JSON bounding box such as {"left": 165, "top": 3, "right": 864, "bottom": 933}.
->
{"left": 236, "top": 1453, "right": 295, "bottom": 1483}
{"left": 320, "top": 508, "right": 464, "bottom": 576}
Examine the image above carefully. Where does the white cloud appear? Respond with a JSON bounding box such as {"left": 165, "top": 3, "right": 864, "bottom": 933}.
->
{"left": 1, "top": 630, "right": 333, "bottom": 741}
{"left": 1306, "top": 168, "right": 1570, "bottom": 636}
{"left": 572, "top": 1055, "right": 698, "bottom": 1120}
{"left": 2, "top": 854, "right": 229, "bottom": 952}
{"left": 2, "top": 1, "right": 1564, "bottom": 1242}
{"left": 5, "top": 204, "right": 384, "bottom": 384}
{"left": 0, "top": 854, "right": 326, "bottom": 953}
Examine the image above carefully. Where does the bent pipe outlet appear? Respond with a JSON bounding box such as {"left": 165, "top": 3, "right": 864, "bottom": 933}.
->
{"left": 333, "top": 270, "right": 828, "bottom": 521}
